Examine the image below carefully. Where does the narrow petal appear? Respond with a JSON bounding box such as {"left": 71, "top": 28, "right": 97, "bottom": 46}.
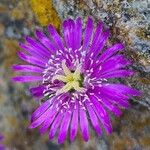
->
{"left": 97, "top": 86, "right": 130, "bottom": 108}
{"left": 98, "top": 43, "right": 125, "bottom": 63}
{"left": 62, "top": 20, "right": 71, "bottom": 49}
{"left": 99, "top": 70, "right": 134, "bottom": 79}
{"left": 63, "top": 19, "right": 76, "bottom": 50}
{"left": 29, "top": 107, "right": 52, "bottom": 129}
{"left": 31, "top": 100, "right": 51, "bottom": 122}
{"left": 95, "top": 94, "right": 122, "bottom": 117}
{"left": 103, "top": 84, "right": 141, "bottom": 96}
{"left": 49, "top": 113, "right": 63, "bottom": 140}
{"left": 12, "top": 75, "right": 42, "bottom": 82}
{"left": 75, "top": 17, "right": 82, "bottom": 49}
{"left": 35, "top": 29, "right": 57, "bottom": 53}
{"left": 70, "top": 103, "right": 78, "bottom": 142}
{"left": 91, "top": 21, "right": 103, "bottom": 48}
{"left": 19, "top": 42, "right": 49, "bottom": 61}
{"left": 94, "top": 30, "right": 110, "bottom": 58}
{"left": 58, "top": 111, "right": 72, "bottom": 144}
{"left": 91, "top": 30, "right": 110, "bottom": 57}
{"left": 89, "top": 95, "right": 113, "bottom": 134}
{"left": 48, "top": 24, "right": 64, "bottom": 51}
{"left": 79, "top": 109, "right": 89, "bottom": 142}
{"left": 85, "top": 102, "right": 102, "bottom": 136}
{"left": 98, "top": 56, "right": 131, "bottom": 74}
{"left": 26, "top": 36, "right": 51, "bottom": 57}
{"left": 64, "top": 17, "right": 83, "bottom": 50}
{"left": 39, "top": 110, "right": 57, "bottom": 134}
{"left": 82, "top": 17, "right": 93, "bottom": 50}
{"left": 12, "top": 64, "right": 43, "bottom": 73}
{"left": 29, "top": 85, "right": 45, "bottom": 98}
{"left": 17, "top": 51, "right": 46, "bottom": 68}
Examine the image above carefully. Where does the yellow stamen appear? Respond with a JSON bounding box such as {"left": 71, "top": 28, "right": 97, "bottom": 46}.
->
{"left": 73, "top": 64, "right": 81, "bottom": 80}
{"left": 71, "top": 81, "right": 85, "bottom": 92}
{"left": 62, "top": 60, "right": 71, "bottom": 75}
{"left": 52, "top": 75, "right": 67, "bottom": 82}
{"left": 56, "top": 82, "right": 73, "bottom": 95}
{"left": 52, "top": 60, "right": 85, "bottom": 94}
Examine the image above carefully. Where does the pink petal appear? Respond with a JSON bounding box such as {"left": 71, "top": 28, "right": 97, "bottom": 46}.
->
{"left": 58, "top": 111, "right": 72, "bottom": 144}
{"left": 79, "top": 109, "right": 89, "bottom": 142}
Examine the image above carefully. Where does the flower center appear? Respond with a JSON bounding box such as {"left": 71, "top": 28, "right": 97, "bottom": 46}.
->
{"left": 52, "top": 60, "right": 85, "bottom": 95}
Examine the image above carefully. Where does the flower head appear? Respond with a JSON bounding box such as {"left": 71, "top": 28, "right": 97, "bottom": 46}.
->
{"left": 0, "top": 134, "right": 5, "bottom": 150}
{"left": 12, "top": 17, "right": 141, "bottom": 143}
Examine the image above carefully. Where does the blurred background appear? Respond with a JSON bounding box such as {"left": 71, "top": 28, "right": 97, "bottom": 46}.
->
{"left": 0, "top": 0, "right": 149, "bottom": 149}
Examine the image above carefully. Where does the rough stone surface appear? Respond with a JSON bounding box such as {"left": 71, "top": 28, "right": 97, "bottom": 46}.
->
{"left": 0, "top": 0, "right": 149, "bottom": 150}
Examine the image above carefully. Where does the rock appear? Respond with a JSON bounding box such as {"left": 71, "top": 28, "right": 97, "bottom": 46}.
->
{"left": 0, "top": 23, "right": 5, "bottom": 36}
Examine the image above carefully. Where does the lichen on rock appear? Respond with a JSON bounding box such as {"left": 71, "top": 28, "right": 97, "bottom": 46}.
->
{"left": 30, "top": 0, "right": 61, "bottom": 29}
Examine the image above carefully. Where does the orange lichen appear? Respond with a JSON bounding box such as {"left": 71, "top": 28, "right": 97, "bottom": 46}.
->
{"left": 30, "top": 0, "right": 61, "bottom": 29}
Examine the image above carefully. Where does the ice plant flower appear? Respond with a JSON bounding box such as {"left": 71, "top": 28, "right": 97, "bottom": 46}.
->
{"left": 0, "top": 134, "right": 5, "bottom": 150}
{"left": 12, "top": 17, "right": 141, "bottom": 143}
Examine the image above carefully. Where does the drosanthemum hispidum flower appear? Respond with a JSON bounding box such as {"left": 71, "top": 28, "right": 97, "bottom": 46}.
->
{"left": 12, "top": 17, "right": 141, "bottom": 143}
{"left": 0, "top": 134, "right": 5, "bottom": 150}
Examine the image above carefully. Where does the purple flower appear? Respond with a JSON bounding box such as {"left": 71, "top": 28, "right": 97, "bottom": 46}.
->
{"left": 0, "top": 134, "right": 5, "bottom": 150}
{"left": 12, "top": 17, "right": 141, "bottom": 143}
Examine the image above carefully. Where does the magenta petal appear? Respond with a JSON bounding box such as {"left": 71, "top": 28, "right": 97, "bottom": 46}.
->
{"left": 48, "top": 24, "right": 64, "bottom": 51}
{"left": 19, "top": 42, "right": 49, "bottom": 61}
{"left": 26, "top": 36, "right": 51, "bottom": 57}
{"left": 75, "top": 17, "right": 82, "bottom": 49}
{"left": 35, "top": 29, "right": 45, "bottom": 39}
{"left": 39, "top": 110, "right": 57, "bottom": 134}
{"left": 92, "top": 30, "right": 110, "bottom": 57}
{"left": 103, "top": 84, "right": 141, "bottom": 96}
{"left": 49, "top": 113, "right": 63, "bottom": 140}
{"left": 99, "top": 43, "right": 125, "bottom": 63}
{"left": 91, "top": 21, "right": 103, "bottom": 48}
{"left": 12, "top": 75, "right": 42, "bottom": 82}
{"left": 58, "top": 112, "right": 72, "bottom": 144}
{"left": 29, "top": 107, "right": 52, "bottom": 129}
{"left": 63, "top": 19, "right": 76, "bottom": 50}
{"left": 96, "top": 30, "right": 110, "bottom": 48}
{"left": 12, "top": 64, "right": 43, "bottom": 73}
{"left": 70, "top": 103, "right": 78, "bottom": 142}
{"left": 96, "top": 86, "right": 130, "bottom": 108}
{"left": 31, "top": 100, "right": 51, "bottom": 122}
{"left": 89, "top": 95, "right": 113, "bottom": 134}
{"left": 35, "top": 29, "right": 57, "bottom": 53}
{"left": 98, "top": 55, "right": 131, "bottom": 75}
{"left": 79, "top": 109, "right": 89, "bottom": 142}
{"left": 95, "top": 94, "right": 122, "bottom": 117}
{"left": 100, "top": 70, "right": 134, "bottom": 79}
{"left": 17, "top": 51, "right": 45, "bottom": 68}
{"left": 85, "top": 102, "right": 102, "bottom": 136}
{"left": 29, "top": 85, "right": 44, "bottom": 98}
{"left": 82, "top": 17, "right": 93, "bottom": 50}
